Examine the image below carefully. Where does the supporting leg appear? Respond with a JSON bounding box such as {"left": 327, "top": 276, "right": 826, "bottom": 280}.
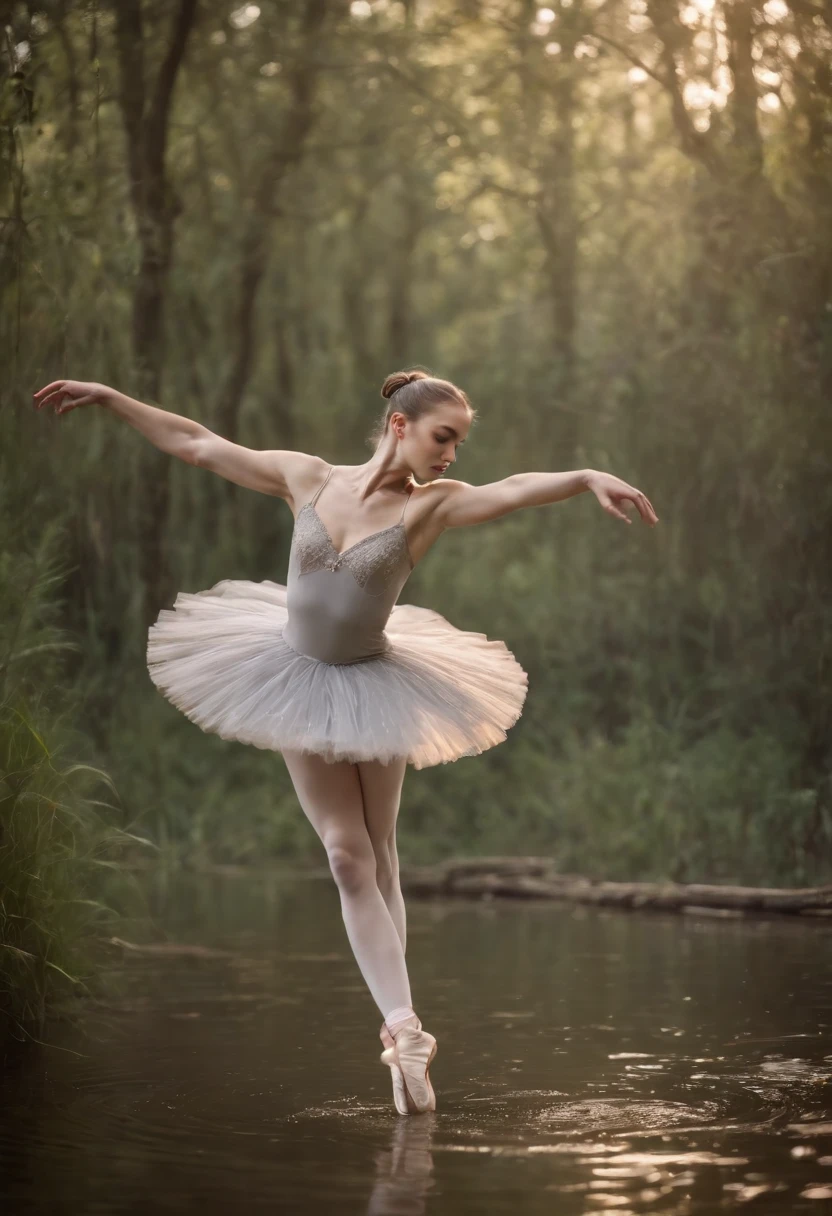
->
{"left": 281, "top": 748, "right": 412, "bottom": 1020}
{"left": 356, "top": 755, "right": 409, "bottom": 953}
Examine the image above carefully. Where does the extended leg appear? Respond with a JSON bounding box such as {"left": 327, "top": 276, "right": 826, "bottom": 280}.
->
{"left": 356, "top": 755, "right": 408, "bottom": 953}
{"left": 281, "top": 747, "right": 412, "bottom": 1020}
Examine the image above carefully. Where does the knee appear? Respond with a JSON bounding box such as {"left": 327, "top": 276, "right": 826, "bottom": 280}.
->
{"left": 326, "top": 843, "right": 377, "bottom": 895}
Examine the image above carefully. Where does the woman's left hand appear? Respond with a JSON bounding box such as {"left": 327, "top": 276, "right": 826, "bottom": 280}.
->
{"left": 584, "top": 470, "right": 659, "bottom": 526}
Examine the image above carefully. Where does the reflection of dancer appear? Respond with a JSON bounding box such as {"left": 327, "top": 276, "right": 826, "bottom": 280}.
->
{"left": 368, "top": 1115, "right": 435, "bottom": 1214}
{"left": 32, "top": 369, "right": 658, "bottom": 1114}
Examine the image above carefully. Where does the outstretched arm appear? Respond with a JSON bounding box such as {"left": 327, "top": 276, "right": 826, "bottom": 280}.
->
{"left": 435, "top": 470, "right": 659, "bottom": 529}
{"left": 31, "top": 380, "right": 320, "bottom": 501}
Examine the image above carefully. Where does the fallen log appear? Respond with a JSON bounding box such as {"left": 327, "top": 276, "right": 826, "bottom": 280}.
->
{"left": 398, "top": 858, "right": 832, "bottom": 918}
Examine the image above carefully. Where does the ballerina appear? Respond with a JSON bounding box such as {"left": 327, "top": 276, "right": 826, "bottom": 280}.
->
{"left": 32, "top": 369, "right": 658, "bottom": 1114}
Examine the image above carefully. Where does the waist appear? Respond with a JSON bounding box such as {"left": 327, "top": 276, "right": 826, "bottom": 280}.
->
{"left": 281, "top": 620, "right": 390, "bottom": 665}
{"left": 283, "top": 569, "right": 396, "bottom": 664}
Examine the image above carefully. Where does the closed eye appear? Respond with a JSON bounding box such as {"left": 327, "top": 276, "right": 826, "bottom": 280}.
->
{"left": 435, "top": 433, "right": 463, "bottom": 449}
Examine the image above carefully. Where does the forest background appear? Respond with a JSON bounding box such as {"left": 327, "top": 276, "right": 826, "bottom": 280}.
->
{"left": 2, "top": 0, "right": 831, "bottom": 891}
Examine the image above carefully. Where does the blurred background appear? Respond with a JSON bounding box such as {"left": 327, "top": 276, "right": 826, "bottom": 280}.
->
{"left": 2, "top": 0, "right": 831, "bottom": 1037}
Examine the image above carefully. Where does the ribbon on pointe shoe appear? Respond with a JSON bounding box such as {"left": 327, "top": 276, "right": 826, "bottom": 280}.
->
{"left": 380, "top": 1015, "right": 421, "bottom": 1047}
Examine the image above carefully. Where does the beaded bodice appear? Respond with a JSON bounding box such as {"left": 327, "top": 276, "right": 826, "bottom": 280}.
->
{"left": 281, "top": 466, "right": 415, "bottom": 665}
{"left": 292, "top": 502, "right": 413, "bottom": 596}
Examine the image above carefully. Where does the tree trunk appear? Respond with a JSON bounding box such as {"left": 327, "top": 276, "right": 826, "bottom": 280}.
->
{"left": 112, "top": 0, "right": 199, "bottom": 630}
{"left": 214, "top": 0, "right": 330, "bottom": 450}
{"left": 521, "top": 1, "right": 580, "bottom": 463}
{"left": 386, "top": 170, "right": 425, "bottom": 364}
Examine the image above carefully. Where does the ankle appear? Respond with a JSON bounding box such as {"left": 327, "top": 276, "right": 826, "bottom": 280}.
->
{"left": 391, "top": 1016, "right": 421, "bottom": 1040}
{"left": 384, "top": 1005, "right": 421, "bottom": 1038}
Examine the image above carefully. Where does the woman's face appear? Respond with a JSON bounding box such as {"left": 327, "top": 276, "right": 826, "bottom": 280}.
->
{"left": 395, "top": 402, "right": 472, "bottom": 482}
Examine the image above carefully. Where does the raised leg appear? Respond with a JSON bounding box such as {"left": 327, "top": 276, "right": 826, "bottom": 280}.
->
{"left": 281, "top": 747, "right": 412, "bottom": 1019}
{"left": 356, "top": 755, "right": 409, "bottom": 953}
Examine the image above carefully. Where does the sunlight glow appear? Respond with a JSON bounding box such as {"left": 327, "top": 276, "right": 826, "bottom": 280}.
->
{"left": 763, "top": 0, "right": 789, "bottom": 21}
{"left": 229, "top": 4, "right": 260, "bottom": 29}
{"left": 684, "top": 80, "right": 718, "bottom": 109}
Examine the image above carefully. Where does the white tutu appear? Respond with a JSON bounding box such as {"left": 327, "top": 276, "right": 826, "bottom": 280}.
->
{"left": 146, "top": 579, "right": 528, "bottom": 769}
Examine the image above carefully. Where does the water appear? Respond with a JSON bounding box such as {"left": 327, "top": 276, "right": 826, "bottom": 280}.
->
{"left": 3, "top": 867, "right": 832, "bottom": 1214}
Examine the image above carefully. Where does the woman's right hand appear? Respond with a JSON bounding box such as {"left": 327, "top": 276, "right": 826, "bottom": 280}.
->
{"left": 33, "top": 379, "right": 106, "bottom": 415}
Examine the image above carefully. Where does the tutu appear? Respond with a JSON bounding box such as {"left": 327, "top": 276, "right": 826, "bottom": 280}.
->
{"left": 146, "top": 464, "right": 528, "bottom": 769}
{"left": 146, "top": 579, "right": 527, "bottom": 769}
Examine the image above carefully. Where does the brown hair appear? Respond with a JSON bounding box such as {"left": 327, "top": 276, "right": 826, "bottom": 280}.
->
{"left": 368, "top": 369, "right": 476, "bottom": 450}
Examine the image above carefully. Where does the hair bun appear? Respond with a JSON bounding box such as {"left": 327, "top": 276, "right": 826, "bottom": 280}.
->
{"left": 380, "top": 370, "right": 430, "bottom": 400}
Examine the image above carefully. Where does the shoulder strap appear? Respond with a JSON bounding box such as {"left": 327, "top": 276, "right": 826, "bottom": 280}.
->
{"left": 399, "top": 481, "right": 413, "bottom": 523}
{"left": 309, "top": 464, "right": 334, "bottom": 507}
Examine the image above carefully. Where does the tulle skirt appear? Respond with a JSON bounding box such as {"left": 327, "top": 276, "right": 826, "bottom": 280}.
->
{"left": 146, "top": 579, "right": 528, "bottom": 769}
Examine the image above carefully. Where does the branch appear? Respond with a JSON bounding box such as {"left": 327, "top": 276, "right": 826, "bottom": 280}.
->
{"left": 588, "top": 31, "right": 672, "bottom": 89}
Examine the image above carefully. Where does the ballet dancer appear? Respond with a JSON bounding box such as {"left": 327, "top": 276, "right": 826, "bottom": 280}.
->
{"left": 32, "top": 369, "right": 658, "bottom": 1113}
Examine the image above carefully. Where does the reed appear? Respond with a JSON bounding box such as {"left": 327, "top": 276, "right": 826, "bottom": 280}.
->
{"left": 0, "top": 515, "right": 156, "bottom": 1045}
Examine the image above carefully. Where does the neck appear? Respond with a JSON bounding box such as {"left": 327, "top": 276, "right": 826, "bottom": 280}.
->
{"left": 351, "top": 446, "right": 412, "bottom": 500}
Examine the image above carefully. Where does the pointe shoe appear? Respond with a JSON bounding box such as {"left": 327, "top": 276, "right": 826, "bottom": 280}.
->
{"left": 380, "top": 1020, "right": 410, "bottom": 1115}
{"left": 380, "top": 1018, "right": 421, "bottom": 1115}
{"left": 380, "top": 1024, "right": 437, "bottom": 1114}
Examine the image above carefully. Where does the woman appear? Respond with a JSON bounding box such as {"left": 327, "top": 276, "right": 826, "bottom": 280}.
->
{"left": 32, "top": 369, "right": 658, "bottom": 1115}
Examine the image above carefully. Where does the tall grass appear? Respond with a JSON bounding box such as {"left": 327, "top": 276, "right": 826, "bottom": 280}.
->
{"left": 0, "top": 512, "right": 156, "bottom": 1045}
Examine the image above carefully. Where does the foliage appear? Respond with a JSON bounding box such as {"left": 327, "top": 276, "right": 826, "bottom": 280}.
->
{"left": 1, "top": 0, "right": 830, "bottom": 883}
{"left": 0, "top": 700, "right": 153, "bottom": 1040}
{"left": 0, "top": 502, "right": 155, "bottom": 1044}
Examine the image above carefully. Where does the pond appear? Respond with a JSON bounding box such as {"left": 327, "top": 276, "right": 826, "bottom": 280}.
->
{"left": 2, "top": 867, "right": 832, "bottom": 1214}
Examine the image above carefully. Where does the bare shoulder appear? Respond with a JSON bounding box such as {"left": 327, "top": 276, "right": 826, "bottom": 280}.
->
{"left": 419, "top": 476, "right": 475, "bottom": 526}
{"left": 407, "top": 476, "right": 450, "bottom": 522}
{"left": 281, "top": 452, "right": 331, "bottom": 513}
{"left": 403, "top": 477, "right": 462, "bottom": 564}
{"left": 191, "top": 436, "right": 329, "bottom": 507}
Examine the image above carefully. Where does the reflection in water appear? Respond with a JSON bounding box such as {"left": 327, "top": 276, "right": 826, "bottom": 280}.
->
{"left": 1, "top": 866, "right": 831, "bottom": 1214}
{"left": 368, "top": 1117, "right": 436, "bottom": 1215}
